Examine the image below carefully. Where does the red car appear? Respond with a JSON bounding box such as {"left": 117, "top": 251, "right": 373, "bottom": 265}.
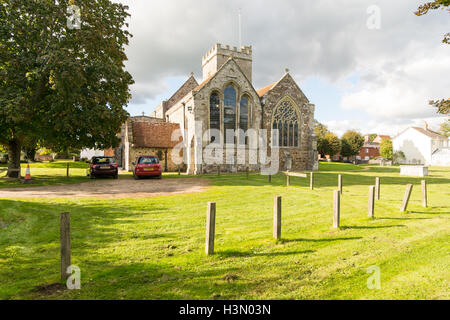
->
{"left": 133, "top": 156, "right": 162, "bottom": 179}
{"left": 88, "top": 156, "right": 118, "bottom": 179}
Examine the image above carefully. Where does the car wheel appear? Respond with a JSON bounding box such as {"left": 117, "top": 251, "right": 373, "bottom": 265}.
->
{"left": 133, "top": 173, "right": 140, "bottom": 180}
{"left": 157, "top": 175, "right": 162, "bottom": 180}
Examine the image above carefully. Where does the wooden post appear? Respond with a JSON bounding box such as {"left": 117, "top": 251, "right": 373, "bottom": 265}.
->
{"left": 273, "top": 196, "right": 281, "bottom": 239}
{"left": 400, "top": 184, "right": 413, "bottom": 212}
{"left": 368, "top": 186, "right": 375, "bottom": 218}
{"left": 310, "top": 172, "right": 314, "bottom": 190}
{"left": 205, "top": 202, "right": 216, "bottom": 255}
{"left": 246, "top": 167, "right": 249, "bottom": 179}
{"left": 60, "top": 212, "right": 71, "bottom": 282}
{"left": 338, "top": 174, "right": 342, "bottom": 194}
{"left": 66, "top": 163, "right": 70, "bottom": 178}
{"left": 421, "top": 180, "right": 427, "bottom": 208}
{"left": 375, "top": 177, "right": 380, "bottom": 200}
{"left": 333, "top": 190, "right": 340, "bottom": 228}
{"left": 286, "top": 172, "right": 290, "bottom": 187}
{"left": 217, "top": 165, "right": 220, "bottom": 176}
{"left": 268, "top": 174, "right": 272, "bottom": 183}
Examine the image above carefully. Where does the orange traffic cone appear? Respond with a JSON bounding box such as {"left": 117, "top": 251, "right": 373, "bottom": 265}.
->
{"left": 23, "top": 165, "right": 32, "bottom": 184}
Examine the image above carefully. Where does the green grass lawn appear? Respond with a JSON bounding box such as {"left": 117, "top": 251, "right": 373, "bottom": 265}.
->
{"left": 0, "top": 163, "right": 448, "bottom": 300}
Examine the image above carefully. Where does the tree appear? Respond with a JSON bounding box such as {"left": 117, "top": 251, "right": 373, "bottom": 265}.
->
{"left": 439, "top": 121, "right": 450, "bottom": 137}
{"left": 323, "top": 133, "right": 341, "bottom": 157}
{"left": 393, "top": 151, "right": 406, "bottom": 164}
{"left": 341, "top": 130, "right": 364, "bottom": 158}
{"left": 415, "top": 1, "right": 450, "bottom": 115}
{"left": 380, "top": 139, "right": 393, "bottom": 160}
{"left": 0, "top": 0, "right": 134, "bottom": 177}
{"left": 314, "top": 121, "right": 330, "bottom": 157}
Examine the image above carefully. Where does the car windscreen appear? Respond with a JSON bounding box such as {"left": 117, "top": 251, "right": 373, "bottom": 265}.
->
{"left": 93, "top": 157, "right": 115, "bottom": 164}
{"left": 139, "top": 157, "right": 159, "bottom": 164}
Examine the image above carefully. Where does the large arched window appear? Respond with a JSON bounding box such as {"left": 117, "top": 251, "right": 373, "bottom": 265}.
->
{"left": 223, "top": 85, "right": 237, "bottom": 143}
{"left": 239, "top": 96, "right": 249, "bottom": 145}
{"left": 209, "top": 92, "right": 220, "bottom": 143}
{"left": 272, "top": 99, "right": 300, "bottom": 147}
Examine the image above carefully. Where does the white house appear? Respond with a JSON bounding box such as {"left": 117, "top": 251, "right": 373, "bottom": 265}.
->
{"left": 80, "top": 149, "right": 105, "bottom": 160}
{"left": 393, "top": 123, "right": 449, "bottom": 166}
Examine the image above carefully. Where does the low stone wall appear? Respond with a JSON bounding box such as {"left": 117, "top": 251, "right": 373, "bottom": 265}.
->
{"left": 400, "top": 166, "right": 428, "bottom": 177}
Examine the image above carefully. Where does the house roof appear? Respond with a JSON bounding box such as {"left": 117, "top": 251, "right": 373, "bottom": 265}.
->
{"left": 363, "top": 142, "right": 380, "bottom": 148}
{"left": 376, "top": 135, "right": 391, "bottom": 140}
{"left": 412, "top": 127, "right": 448, "bottom": 140}
{"left": 132, "top": 121, "right": 182, "bottom": 148}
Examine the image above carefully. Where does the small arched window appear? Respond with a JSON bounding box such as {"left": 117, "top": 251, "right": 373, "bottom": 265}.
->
{"left": 272, "top": 99, "right": 301, "bottom": 147}
{"left": 209, "top": 92, "right": 220, "bottom": 143}
{"left": 223, "top": 85, "right": 237, "bottom": 143}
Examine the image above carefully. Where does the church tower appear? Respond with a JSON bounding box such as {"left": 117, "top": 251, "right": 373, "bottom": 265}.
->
{"left": 201, "top": 43, "right": 253, "bottom": 83}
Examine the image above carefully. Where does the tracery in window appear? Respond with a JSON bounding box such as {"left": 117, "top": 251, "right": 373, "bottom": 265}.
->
{"left": 272, "top": 99, "right": 301, "bottom": 147}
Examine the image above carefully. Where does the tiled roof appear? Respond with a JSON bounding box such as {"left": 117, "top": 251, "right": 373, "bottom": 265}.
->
{"left": 256, "top": 82, "right": 278, "bottom": 97}
{"left": 132, "top": 121, "right": 182, "bottom": 148}
{"left": 363, "top": 142, "right": 380, "bottom": 148}
{"left": 194, "top": 73, "right": 216, "bottom": 92}
{"left": 166, "top": 75, "right": 198, "bottom": 110}
{"left": 412, "top": 127, "right": 448, "bottom": 140}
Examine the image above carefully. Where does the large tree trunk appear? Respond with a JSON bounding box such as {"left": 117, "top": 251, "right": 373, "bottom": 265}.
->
{"left": 7, "top": 138, "right": 22, "bottom": 178}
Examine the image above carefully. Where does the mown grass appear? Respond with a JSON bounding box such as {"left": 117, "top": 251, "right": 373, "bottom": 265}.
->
{"left": 0, "top": 163, "right": 448, "bottom": 300}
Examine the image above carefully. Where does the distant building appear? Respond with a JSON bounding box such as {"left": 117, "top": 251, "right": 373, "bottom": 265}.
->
{"left": 393, "top": 123, "right": 449, "bottom": 166}
{"left": 116, "top": 116, "right": 183, "bottom": 172}
{"left": 357, "top": 142, "right": 380, "bottom": 161}
{"left": 373, "top": 135, "right": 391, "bottom": 144}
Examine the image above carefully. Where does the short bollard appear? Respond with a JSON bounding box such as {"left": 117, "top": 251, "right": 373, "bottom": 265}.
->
{"left": 310, "top": 172, "right": 314, "bottom": 190}
{"left": 401, "top": 184, "right": 413, "bottom": 212}
{"left": 421, "top": 180, "right": 427, "bottom": 208}
{"left": 273, "top": 196, "right": 281, "bottom": 240}
{"left": 286, "top": 173, "right": 290, "bottom": 187}
{"left": 368, "top": 186, "right": 375, "bottom": 218}
{"left": 60, "top": 212, "right": 71, "bottom": 282}
{"left": 338, "top": 175, "right": 343, "bottom": 194}
{"left": 205, "top": 202, "right": 216, "bottom": 255}
{"left": 268, "top": 175, "right": 272, "bottom": 183}
{"left": 66, "top": 163, "right": 70, "bottom": 178}
{"left": 217, "top": 166, "right": 221, "bottom": 176}
{"left": 246, "top": 167, "right": 249, "bottom": 179}
{"left": 333, "top": 190, "right": 340, "bottom": 228}
{"left": 178, "top": 166, "right": 181, "bottom": 176}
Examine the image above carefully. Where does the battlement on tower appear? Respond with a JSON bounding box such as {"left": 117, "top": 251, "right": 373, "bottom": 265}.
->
{"left": 202, "top": 43, "right": 253, "bottom": 83}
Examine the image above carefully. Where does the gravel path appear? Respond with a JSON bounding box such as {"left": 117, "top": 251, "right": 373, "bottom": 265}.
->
{"left": 0, "top": 177, "right": 210, "bottom": 199}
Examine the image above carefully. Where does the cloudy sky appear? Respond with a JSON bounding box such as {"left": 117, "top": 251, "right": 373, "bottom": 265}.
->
{"left": 115, "top": 0, "right": 449, "bottom": 137}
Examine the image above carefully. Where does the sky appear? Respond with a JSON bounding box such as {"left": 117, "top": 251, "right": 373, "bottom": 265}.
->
{"left": 114, "top": 0, "right": 449, "bottom": 137}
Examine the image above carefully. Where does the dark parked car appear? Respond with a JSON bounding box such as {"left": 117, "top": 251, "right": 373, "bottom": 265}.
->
{"left": 88, "top": 156, "right": 118, "bottom": 179}
{"left": 133, "top": 156, "right": 162, "bottom": 179}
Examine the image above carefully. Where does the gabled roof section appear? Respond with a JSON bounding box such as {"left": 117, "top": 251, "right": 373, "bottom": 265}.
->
{"left": 412, "top": 127, "right": 448, "bottom": 140}
{"left": 256, "top": 82, "right": 279, "bottom": 97}
{"left": 194, "top": 57, "right": 259, "bottom": 99}
{"left": 257, "top": 72, "right": 309, "bottom": 102}
{"left": 166, "top": 75, "right": 198, "bottom": 110}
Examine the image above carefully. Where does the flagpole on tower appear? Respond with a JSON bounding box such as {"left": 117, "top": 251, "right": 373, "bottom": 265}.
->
{"left": 238, "top": 8, "right": 242, "bottom": 49}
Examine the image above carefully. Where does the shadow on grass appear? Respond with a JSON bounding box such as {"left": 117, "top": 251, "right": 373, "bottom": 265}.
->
{"left": 280, "top": 237, "right": 362, "bottom": 243}
{"left": 340, "top": 225, "right": 406, "bottom": 230}
{"left": 217, "top": 249, "right": 315, "bottom": 258}
{"left": 377, "top": 217, "right": 432, "bottom": 221}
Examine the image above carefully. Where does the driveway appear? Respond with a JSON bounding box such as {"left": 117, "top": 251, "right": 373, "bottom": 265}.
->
{"left": 0, "top": 177, "right": 210, "bottom": 199}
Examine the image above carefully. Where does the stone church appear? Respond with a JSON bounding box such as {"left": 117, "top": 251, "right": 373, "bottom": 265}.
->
{"left": 118, "top": 43, "right": 318, "bottom": 174}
